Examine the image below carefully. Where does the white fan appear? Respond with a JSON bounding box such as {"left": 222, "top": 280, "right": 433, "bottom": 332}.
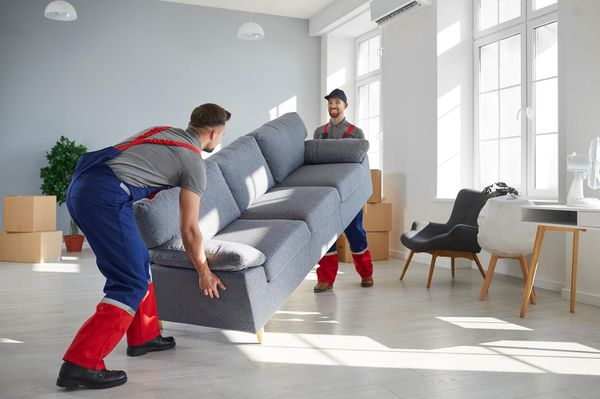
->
{"left": 566, "top": 136, "right": 600, "bottom": 207}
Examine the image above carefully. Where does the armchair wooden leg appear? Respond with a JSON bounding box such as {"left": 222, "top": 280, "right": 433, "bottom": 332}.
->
{"left": 426, "top": 252, "right": 438, "bottom": 288}
{"left": 479, "top": 254, "right": 498, "bottom": 301}
{"left": 473, "top": 254, "right": 486, "bottom": 279}
{"left": 518, "top": 256, "right": 536, "bottom": 305}
{"left": 400, "top": 250, "right": 414, "bottom": 280}
{"left": 451, "top": 257, "right": 455, "bottom": 278}
{"left": 256, "top": 327, "right": 264, "bottom": 345}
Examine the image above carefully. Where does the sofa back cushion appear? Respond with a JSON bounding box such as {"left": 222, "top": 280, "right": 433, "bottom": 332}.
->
{"left": 249, "top": 112, "right": 307, "bottom": 183}
{"left": 134, "top": 160, "right": 241, "bottom": 248}
{"left": 210, "top": 135, "right": 274, "bottom": 212}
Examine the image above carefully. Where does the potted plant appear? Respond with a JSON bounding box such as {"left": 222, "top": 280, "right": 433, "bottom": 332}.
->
{"left": 40, "top": 136, "right": 87, "bottom": 252}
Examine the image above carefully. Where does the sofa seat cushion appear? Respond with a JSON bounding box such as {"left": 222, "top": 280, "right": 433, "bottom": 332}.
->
{"left": 134, "top": 160, "right": 241, "bottom": 248}
{"left": 210, "top": 135, "right": 275, "bottom": 212}
{"left": 213, "top": 219, "right": 310, "bottom": 282}
{"left": 240, "top": 187, "right": 340, "bottom": 233}
{"left": 249, "top": 112, "right": 307, "bottom": 183}
{"left": 279, "top": 163, "right": 366, "bottom": 202}
{"left": 149, "top": 239, "right": 266, "bottom": 272}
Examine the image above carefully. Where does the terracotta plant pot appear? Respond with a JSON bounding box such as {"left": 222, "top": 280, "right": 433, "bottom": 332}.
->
{"left": 64, "top": 235, "right": 85, "bottom": 252}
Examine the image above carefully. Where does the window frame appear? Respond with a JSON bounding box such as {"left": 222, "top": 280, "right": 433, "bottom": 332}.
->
{"left": 473, "top": 1, "right": 558, "bottom": 199}
{"left": 474, "top": 0, "right": 526, "bottom": 40}
{"left": 526, "top": 12, "right": 559, "bottom": 199}
{"left": 355, "top": 28, "right": 383, "bottom": 171}
{"left": 473, "top": 24, "right": 527, "bottom": 192}
{"left": 355, "top": 29, "right": 382, "bottom": 81}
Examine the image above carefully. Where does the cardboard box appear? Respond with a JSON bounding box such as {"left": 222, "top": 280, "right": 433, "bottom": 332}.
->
{"left": 363, "top": 202, "right": 392, "bottom": 232}
{"left": 3, "top": 196, "right": 56, "bottom": 232}
{"left": 368, "top": 169, "right": 382, "bottom": 203}
{"left": 336, "top": 231, "right": 389, "bottom": 262}
{"left": 0, "top": 231, "right": 62, "bottom": 263}
{"left": 367, "top": 232, "right": 390, "bottom": 261}
{"left": 336, "top": 235, "right": 352, "bottom": 262}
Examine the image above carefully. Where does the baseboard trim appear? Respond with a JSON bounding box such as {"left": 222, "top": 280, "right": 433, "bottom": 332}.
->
{"left": 561, "top": 288, "right": 600, "bottom": 307}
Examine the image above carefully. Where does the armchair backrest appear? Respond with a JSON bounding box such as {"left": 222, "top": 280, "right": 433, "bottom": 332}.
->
{"left": 447, "top": 189, "right": 491, "bottom": 227}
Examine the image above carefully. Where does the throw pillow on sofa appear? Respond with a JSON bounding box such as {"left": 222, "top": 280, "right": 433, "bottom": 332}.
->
{"left": 304, "top": 139, "right": 370, "bottom": 164}
{"left": 150, "top": 238, "right": 266, "bottom": 271}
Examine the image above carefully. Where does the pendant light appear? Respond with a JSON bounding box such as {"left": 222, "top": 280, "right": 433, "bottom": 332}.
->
{"left": 44, "top": 0, "right": 78, "bottom": 22}
{"left": 238, "top": 12, "right": 264, "bottom": 40}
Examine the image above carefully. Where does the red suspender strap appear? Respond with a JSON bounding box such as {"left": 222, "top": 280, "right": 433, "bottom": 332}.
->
{"left": 343, "top": 124, "right": 355, "bottom": 138}
{"left": 114, "top": 126, "right": 201, "bottom": 155}
{"left": 322, "top": 123, "right": 329, "bottom": 139}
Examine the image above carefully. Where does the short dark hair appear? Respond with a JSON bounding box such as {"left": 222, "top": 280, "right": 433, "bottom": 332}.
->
{"left": 189, "top": 103, "right": 231, "bottom": 129}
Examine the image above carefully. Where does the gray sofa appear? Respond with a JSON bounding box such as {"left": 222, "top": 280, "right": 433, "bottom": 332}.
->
{"left": 133, "top": 113, "right": 372, "bottom": 337}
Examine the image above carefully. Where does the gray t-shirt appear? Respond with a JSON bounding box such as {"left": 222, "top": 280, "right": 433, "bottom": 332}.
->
{"left": 106, "top": 126, "right": 206, "bottom": 196}
{"left": 313, "top": 118, "right": 364, "bottom": 140}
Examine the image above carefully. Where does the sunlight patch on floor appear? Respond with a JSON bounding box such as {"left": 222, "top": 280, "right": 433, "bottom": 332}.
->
{"left": 436, "top": 316, "right": 532, "bottom": 331}
{"left": 1, "top": 338, "right": 23, "bottom": 344}
{"left": 32, "top": 262, "right": 80, "bottom": 273}
{"left": 225, "top": 331, "right": 600, "bottom": 375}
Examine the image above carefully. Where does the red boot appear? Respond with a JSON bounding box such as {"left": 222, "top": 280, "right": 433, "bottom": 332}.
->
{"left": 63, "top": 302, "right": 133, "bottom": 370}
{"left": 315, "top": 252, "right": 339, "bottom": 292}
{"left": 352, "top": 250, "right": 374, "bottom": 287}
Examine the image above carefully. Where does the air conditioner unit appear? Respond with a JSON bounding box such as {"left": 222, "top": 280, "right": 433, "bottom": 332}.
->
{"left": 370, "top": 0, "right": 432, "bottom": 25}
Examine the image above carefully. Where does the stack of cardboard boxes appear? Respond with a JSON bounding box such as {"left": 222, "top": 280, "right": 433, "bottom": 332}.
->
{"left": 337, "top": 169, "right": 392, "bottom": 262}
{"left": 0, "top": 196, "right": 62, "bottom": 263}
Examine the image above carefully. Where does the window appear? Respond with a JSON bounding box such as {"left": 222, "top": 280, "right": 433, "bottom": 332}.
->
{"left": 356, "top": 31, "right": 383, "bottom": 170}
{"left": 474, "top": 0, "right": 557, "bottom": 199}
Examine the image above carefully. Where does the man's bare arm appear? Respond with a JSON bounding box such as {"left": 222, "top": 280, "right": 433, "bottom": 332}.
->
{"left": 179, "top": 188, "right": 225, "bottom": 299}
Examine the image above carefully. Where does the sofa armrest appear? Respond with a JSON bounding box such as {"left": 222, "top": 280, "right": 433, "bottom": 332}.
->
{"left": 304, "top": 139, "right": 370, "bottom": 164}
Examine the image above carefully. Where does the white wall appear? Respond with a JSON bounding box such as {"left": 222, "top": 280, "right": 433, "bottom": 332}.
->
{"left": 0, "top": 0, "right": 320, "bottom": 233}
{"left": 382, "top": 5, "right": 449, "bottom": 259}
{"left": 436, "top": 0, "right": 473, "bottom": 199}
{"left": 320, "top": 35, "right": 356, "bottom": 125}
{"left": 559, "top": 0, "right": 600, "bottom": 305}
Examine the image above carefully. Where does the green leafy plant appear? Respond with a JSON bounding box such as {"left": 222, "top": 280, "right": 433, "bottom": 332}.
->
{"left": 40, "top": 136, "right": 87, "bottom": 235}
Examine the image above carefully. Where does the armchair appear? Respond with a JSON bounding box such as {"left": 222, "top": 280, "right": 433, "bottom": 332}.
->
{"left": 400, "top": 189, "right": 492, "bottom": 288}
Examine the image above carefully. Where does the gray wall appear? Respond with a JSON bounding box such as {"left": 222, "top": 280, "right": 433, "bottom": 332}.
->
{"left": 0, "top": 0, "right": 320, "bottom": 233}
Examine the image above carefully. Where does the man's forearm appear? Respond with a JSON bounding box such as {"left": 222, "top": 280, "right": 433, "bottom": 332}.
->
{"left": 181, "top": 227, "right": 209, "bottom": 274}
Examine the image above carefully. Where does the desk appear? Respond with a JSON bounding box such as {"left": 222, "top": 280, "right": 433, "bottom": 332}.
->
{"left": 520, "top": 205, "right": 600, "bottom": 317}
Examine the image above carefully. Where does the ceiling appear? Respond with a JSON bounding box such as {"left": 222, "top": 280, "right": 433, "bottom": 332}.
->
{"left": 158, "top": 0, "right": 339, "bottom": 19}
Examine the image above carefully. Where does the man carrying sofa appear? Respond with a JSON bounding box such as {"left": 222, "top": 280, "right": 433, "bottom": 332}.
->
{"left": 312, "top": 88, "right": 374, "bottom": 293}
{"left": 57, "top": 103, "right": 230, "bottom": 390}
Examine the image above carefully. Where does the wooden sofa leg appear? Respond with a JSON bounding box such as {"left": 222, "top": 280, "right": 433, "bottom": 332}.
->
{"left": 257, "top": 327, "right": 264, "bottom": 345}
{"left": 426, "top": 253, "right": 438, "bottom": 288}
{"left": 400, "top": 250, "right": 415, "bottom": 280}
{"left": 451, "top": 257, "right": 455, "bottom": 278}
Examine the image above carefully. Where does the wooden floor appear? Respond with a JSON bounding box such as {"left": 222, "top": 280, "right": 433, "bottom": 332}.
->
{"left": 2, "top": 249, "right": 600, "bottom": 398}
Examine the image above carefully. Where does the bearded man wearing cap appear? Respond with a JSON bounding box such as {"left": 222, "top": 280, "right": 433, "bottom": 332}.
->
{"left": 312, "top": 88, "right": 374, "bottom": 293}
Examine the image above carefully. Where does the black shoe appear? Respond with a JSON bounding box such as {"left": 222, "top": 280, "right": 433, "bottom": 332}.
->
{"left": 127, "top": 335, "right": 176, "bottom": 357}
{"left": 56, "top": 361, "right": 127, "bottom": 390}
